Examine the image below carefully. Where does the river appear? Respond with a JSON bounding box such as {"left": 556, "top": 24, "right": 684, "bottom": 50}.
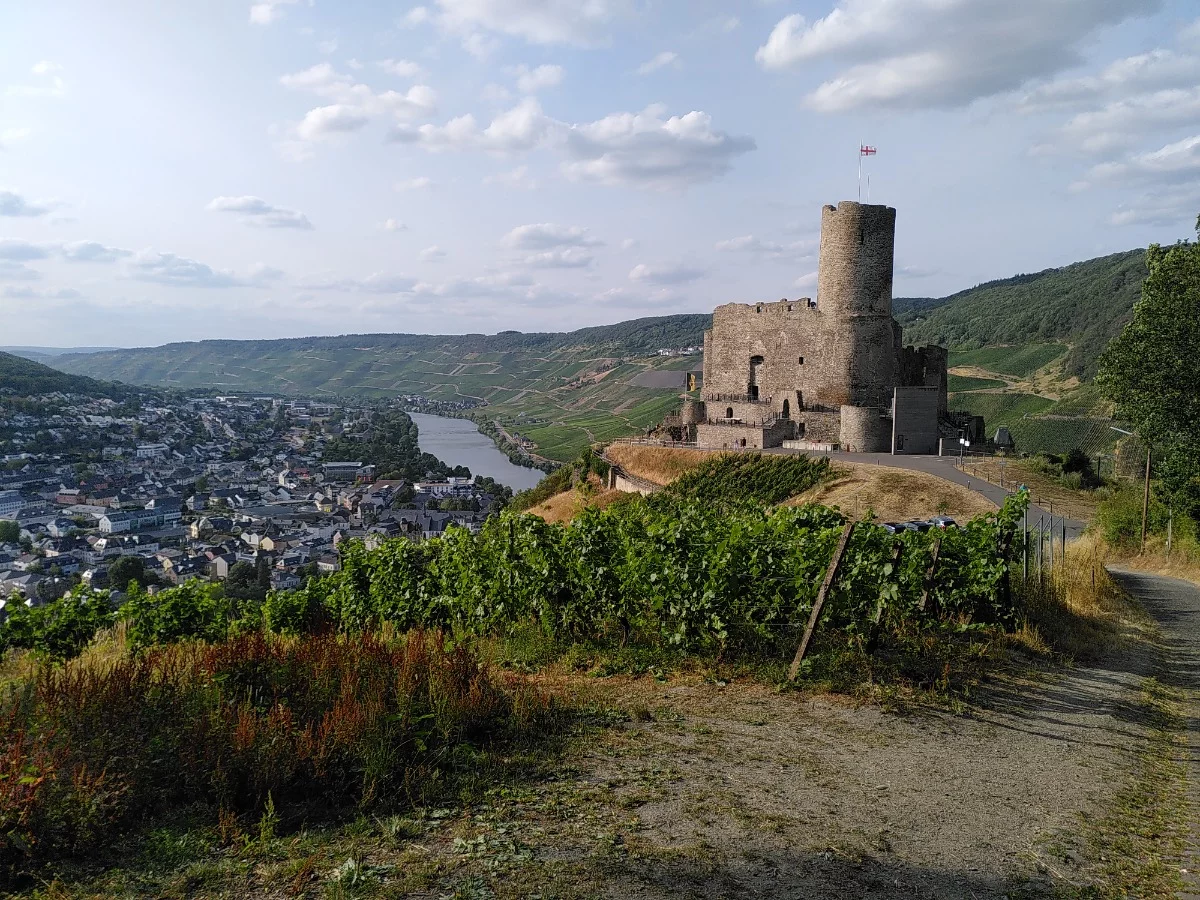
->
{"left": 409, "top": 412, "right": 545, "bottom": 492}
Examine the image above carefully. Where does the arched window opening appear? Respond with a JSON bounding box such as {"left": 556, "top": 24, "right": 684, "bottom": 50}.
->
{"left": 726, "top": 407, "right": 734, "bottom": 419}
{"left": 782, "top": 399, "right": 790, "bottom": 419}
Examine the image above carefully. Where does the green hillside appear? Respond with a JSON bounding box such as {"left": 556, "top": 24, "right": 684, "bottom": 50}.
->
{"left": 897, "top": 249, "right": 1146, "bottom": 379}
{"left": 0, "top": 351, "right": 138, "bottom": 400}
{"left": 53, "top": 317, "right": 711, "bottom": 461}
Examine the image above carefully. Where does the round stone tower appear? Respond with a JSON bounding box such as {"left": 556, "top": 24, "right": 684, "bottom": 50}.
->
{"left": 817, "top": 201, "right": 899, "bottom": 408}
{"left": 818, "top": 201, "right": 896, "bottom": 317}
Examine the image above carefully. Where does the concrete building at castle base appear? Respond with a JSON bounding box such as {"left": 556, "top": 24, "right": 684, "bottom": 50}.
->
{"left": 658, "top": 201, "right": 950, "bottom": 455}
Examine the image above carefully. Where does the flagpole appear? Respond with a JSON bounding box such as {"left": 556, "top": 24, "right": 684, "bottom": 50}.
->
{"left": 857, "top": 140, "right": 862, "bottom": 201}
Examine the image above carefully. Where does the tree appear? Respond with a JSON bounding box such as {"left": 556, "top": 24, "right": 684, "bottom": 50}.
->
{"left": 225, "top": 560, "right": 268, "bottom": 605}
{"left": 0, "top": 520, "right": 19, "bottom": 544}
{"left": 195, "top": 475, "right": 209, "bottom": 493}
{"left": 108, "top": 555, "right": 159, "bottom": 592}
{"left": 1097, "top": 218, "right": 1200, "bottom": 519}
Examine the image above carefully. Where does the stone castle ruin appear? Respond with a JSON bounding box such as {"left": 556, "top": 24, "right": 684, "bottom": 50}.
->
{"left": 668, "top": 201, "right": 948, "bottom": 453}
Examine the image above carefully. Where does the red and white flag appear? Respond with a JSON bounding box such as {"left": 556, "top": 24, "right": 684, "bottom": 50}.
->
{"left": 860, "top": 145, "right": 877, "bottom": 156}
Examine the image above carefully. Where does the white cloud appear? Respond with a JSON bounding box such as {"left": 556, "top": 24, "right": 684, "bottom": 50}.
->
{"left": 318, "top": 38, "right": 339, "bottom": 54}
{"left": 715, "top": 234, "right": 817, "bottom": 261}
{"left": 419, "top": 245, "right": 447, "bottom": 261}
{"left": 280, "top": 63, "right": 437, "bottom": 145}
{"left": 382, "top": 218, "right": 408, "bottom": 231}
{"left": 379, "top": 58, "right": 425, "bottom": 79}
{"left": 61, "top": 241, "right": 131, "bottom": 262}
{"left": 402, "top": 6, "right": 432, "bottom": 26}
{"left": 757, "top": 0, "right": 1159, "bottom": 111}
{"left": 503, "top": 223, "right": 603, "bottom": 250}
{"left": 524, "top": 247, "right": 593, "bottom": 268}
{"left": 483, "top": 165, "right": 536, "bottom": 188}
{"left": 2, "top": 286, "right": 80, "bottom": 301}
{"left": 207, "top": 195, "right": 314, "bottom": 229}
{"left": 395, "top": 176, "right": 433, "bottom": 190}
{"left": 126, "top": 250, "right": 273, "bottom": 289}
{"left": 1108, "top": 185, "right": 1200, "bottom": 227}
{"left": 793, "top": 271, "right": 818, "bottom": 290}
{"left": 1055, "top": 87, "right": 1200, "bottom": 156}
{"left": 0, "top": 261, "right": 41, "bottom": 282}
{"left": 512, "top": 63, "right": 564, "bottom": 93}
{"left": 629, "top": 262, "right": 704, "bottom": 285}
{"left": 1084, "top": 133, "right": 1200, "bottom": 185}
{"left": 0, "top": 240, "right": 51, "bottom": 261}
{"left": 391, "top": 99, "right": 751, "bottom": 187}
{"left": 391, "top": 97, "right": 553, "bottom": 152}
{"left": 6, "top": 61, "right": 65, "bottom": 98}
{"left": 298, "top": 272, "right": 417, "bottom": 294}
{"left": 249, "top": 0, "right": 302, "bottom": 25}
{"left": 433, "top": 0, "right": 631, "bottom": 46}
{"left": 0, "top": 190, "right": 51, "bottom": 217}
{"left": 563, "top": 105, "right": 755, "bottom": 189}
{"left": 637, "top": 51, "right": 679, "bottom": 75}
{"left": 620, "top": 238, "right": 638, "bottom": 251}
{"left": 1019, "top": 49, "right": 1200, "bottom": 113}
{"left": 0, "top": 127, "right": 32, "bottom": 147}
{"left": 461, "top": 32, "right": 501, "bottom": 60}
{"left": 297, "top": 104, "right": 371, "bottom": 139}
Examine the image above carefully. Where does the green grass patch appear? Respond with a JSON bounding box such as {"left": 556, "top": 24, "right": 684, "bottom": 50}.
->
{"left": 948, "top": 344, "right": 1068, "bottom": 378}
{"left": 947, "top": 374, "right": 1007, "bottom": 392}
{"left": 948, "top": 391, "right": 1055, "bottom": 426}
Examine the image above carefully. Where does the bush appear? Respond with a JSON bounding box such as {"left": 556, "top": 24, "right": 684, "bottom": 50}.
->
{"left": 665, "top": 453, "right": 831, "bottom": 505}
{"left": 0, "top": 631, "right": 556, "bottom": 875}
{"left": 123, "top": 581, "right": 233, "bottom": 649}
{"left": 1095, "top": 483, "right": 1171, "bottom": 548}
{"left": 0, "top": 589, "right": 115, "bottom": 660}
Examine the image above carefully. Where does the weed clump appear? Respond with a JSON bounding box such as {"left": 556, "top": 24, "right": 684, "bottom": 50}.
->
{"left": 0, "top": 630, "right": 558, "bottom": 879}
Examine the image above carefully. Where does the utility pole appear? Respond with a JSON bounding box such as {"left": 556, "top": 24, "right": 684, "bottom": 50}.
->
{"left": 1110, "top": 426, "right": 1150, "bottom": 554}
{"left": 1141, "top": 447, "right": 1152, "bottom": 553}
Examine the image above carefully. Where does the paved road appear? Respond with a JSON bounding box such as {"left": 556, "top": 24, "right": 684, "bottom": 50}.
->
{"left": 769, "top": 447, "right": 1087, "bottom": 539}
{"left": 1107, "top": 568, "right": 1200, "bottom": 899}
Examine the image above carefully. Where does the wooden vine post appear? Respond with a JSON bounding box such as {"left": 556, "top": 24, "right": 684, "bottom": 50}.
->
{"left": 917, "top": 536, "right": 942, "bottom": 615}
{"left": 789, "top": 521, "right": 856, "bottom": 680}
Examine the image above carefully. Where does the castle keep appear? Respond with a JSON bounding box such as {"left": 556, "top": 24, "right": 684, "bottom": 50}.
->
{"left": 678, "top": 201, "right": 948, "bottom": 453}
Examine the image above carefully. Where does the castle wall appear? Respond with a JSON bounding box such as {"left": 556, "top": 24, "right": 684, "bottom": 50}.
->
{"left": 839, "top": 405, "right": 891, "bottom": 453}
{"left": 892, "top": 386, "right": 940, "bottom": 455}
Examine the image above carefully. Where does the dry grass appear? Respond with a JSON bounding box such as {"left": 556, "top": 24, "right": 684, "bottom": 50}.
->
{"left": 527, "top": 477, "right": 627, "bottom": 525}
{"left": 603, "top": 445, "right": 717, "bottom": 486}
{"left": 788, "top": 462, "right": 996, "bottom": 523}
{"left": 962, "top": 457, "right": 1100, "bottom": 521}
{"left": 1093, "top": 533, "right": 1200, "bottom": 591}
{"left": 1015, "top": 532, "right": 1151, "bottom": 663}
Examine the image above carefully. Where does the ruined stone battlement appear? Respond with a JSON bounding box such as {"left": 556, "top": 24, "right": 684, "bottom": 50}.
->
{"left": 673, "top": 200, "right": 948, "bottom": 454}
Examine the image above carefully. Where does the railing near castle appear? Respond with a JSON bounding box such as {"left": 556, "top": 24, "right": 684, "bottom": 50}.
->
{"left": 706, "top": 413, "right": 783, "bottom": 428}
{"left": 703, "top": 392, "right": 772, "bottom": 405}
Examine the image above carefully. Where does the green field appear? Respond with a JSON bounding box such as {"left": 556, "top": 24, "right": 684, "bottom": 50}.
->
{"left": 949, "top": 391, "right": 1055, "bottom": 425}
{"left": 947, "top": 344, "right": 1067, "bottom": 379}
{"left": 946, "top": 374, "right": 1007, "bottom": 392}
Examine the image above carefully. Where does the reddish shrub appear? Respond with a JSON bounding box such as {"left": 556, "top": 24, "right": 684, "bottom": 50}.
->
{"left": 0, "top": 631, "right": 556, "bottom": 876}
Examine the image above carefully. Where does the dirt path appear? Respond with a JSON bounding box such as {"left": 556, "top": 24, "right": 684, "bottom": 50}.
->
{"left": 543, "top": 645, "right": 1156, "bottom": 899}
{"left": 1108, "top": 568, "right": 1200, "bottom": 898}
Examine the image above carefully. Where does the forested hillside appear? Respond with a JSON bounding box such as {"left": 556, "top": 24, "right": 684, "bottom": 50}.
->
{"left": 0, "top": 351, "right": 138, "bottom": 400}
{"left": 896, "top": 249, "right": 1146, "bottom": 378}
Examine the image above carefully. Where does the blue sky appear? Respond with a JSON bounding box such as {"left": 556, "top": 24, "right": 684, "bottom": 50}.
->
{"left": 2, "top": 0, "right": 1198, "bottom": 347}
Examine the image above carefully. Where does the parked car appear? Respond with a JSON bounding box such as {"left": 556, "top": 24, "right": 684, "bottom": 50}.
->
{"left": 928, "top": 516, "right": 957, "bottom": 529}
